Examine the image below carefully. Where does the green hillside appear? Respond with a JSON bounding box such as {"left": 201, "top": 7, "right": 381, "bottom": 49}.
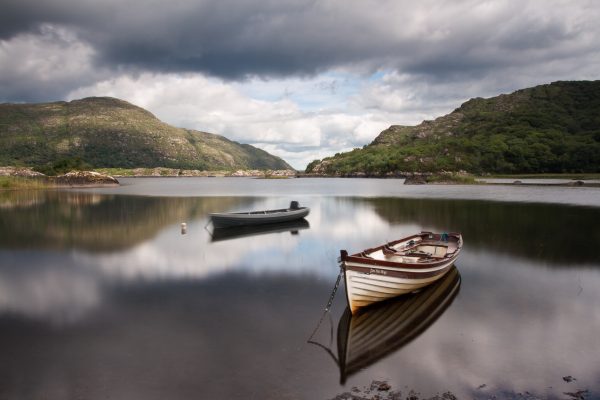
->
{"left": 306, "top": 81, "right": 600, "bottom": 175}
{"left": 0, "top": 97, "right": 292, "bottom": 171}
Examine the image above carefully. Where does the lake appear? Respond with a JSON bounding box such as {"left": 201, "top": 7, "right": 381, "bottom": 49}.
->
{"left": 1, "top": 178, "right": 599, "bottom": 399}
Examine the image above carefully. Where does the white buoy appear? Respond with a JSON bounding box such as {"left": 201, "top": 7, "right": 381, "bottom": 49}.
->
{"left": 181, "top": 222, "right": 187, "bottom": 235}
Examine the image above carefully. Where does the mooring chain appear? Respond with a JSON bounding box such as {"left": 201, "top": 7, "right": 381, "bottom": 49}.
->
{"left": 307, "top": 265, "right": 344, "bottom": 343}
{"left": 325, "top": 266, "right": 344, "bottom": 312}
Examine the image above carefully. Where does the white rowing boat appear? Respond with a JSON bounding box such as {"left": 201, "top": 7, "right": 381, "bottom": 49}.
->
{"left": 339, "top": 231, "right": 463, "bottom": 314}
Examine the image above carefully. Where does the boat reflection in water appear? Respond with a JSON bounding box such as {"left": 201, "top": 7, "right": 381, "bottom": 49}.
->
{"left": 210, "top": 219, "right": 310, "bottom": 242}
{"left": 335, "top": 266, "right": 460, "bottom": 384}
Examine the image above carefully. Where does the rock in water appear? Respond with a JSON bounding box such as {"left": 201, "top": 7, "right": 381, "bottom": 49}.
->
{"left": 53, "top": 171, "right": 119, "bottom": 187}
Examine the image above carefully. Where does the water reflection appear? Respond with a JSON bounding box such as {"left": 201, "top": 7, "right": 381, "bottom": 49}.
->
{"left": 0, "top": 190, "right": 251, "bottom": 252}
{"left": 1, "top": 184, "right": 600, "bottom": 399}
{"left": 312, "top": 267, "right": 460, "bottom": 384}
{"left": 2, "top": 191, "right": 598, "bottom": 265}
{"left": 210, "top": 219, "right": 310, "bottom": 242}
{"left": 0, "top": 272, "right": 338, "bottom": 400}
{"left": 356, "top": 197, "right": 600, "bottom": 266}
{"left": 0, "top": 252, "right": 102, "bottom": 324}
{"left": 0, "top": 192, "right": 598, "bottom": 325}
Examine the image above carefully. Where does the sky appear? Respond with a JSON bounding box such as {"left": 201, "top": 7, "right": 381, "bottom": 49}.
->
{"left": 1, "top": 0, "right": 600, "bottom": 169}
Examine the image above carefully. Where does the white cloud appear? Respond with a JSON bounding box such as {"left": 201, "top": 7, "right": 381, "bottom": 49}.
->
{"left": 67, "top": 72, "right": 399, "bottom": 169}
{"left": 0, "top": 24, "right": 107, "bottom": 101}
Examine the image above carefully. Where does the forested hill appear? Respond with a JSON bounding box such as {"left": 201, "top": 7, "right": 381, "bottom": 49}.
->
{"left": 306, "top": 80, "right": 600, "bottom": 175}
{"left": 0, "top": 97, "right": 293, "bottom": 171}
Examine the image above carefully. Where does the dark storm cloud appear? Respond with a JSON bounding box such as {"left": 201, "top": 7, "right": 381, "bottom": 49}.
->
{"left": 0, "top": 0, "right": 351, "bottom": 77}
{"left": 0, "top": 0, "right": 98, "bottom": 38}
{"left": 2, "top": 0, "right": 599, "bottom": 103}
{"left": 0, "top": 0, "right": 593, "bottom": 77}
{"left": 2, "top": 0, "right": 423, "bottom": 78}
{"left": 81, "top": 0, "right": 393, "bottom": 78}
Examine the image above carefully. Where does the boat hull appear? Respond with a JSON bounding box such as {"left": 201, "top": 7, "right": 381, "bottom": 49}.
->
{"left": 210, "top": 207, "right": 310, "bottom": 228}
{"left": 341, "top": 232, "right": 462, "bottom": 314}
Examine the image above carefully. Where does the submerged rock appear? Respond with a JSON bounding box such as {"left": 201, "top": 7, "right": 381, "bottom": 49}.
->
{"left": 370, "top": 381, "right": 391, "bottom": 391}
{"left": 564, "top": 390, "right": 588, "bottom": 400}
{"left": 330, "top": 381, "right": 403, "bottom": 400}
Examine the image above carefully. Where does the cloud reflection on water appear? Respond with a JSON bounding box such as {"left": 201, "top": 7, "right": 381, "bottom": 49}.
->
{"left": 0, "top": 187, "right": 600, "bottom": 398}
{"left": 1, "top": 192, "right": 599, "bottom": 324}
{"left": 0, "top": 252, "right": 101, "bottom": 324}
{"left": 353, "top": 251, "right": 600, "bottom": 398}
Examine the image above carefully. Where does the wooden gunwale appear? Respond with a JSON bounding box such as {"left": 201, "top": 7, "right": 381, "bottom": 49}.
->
{"left": 343, "top": 232, "right": 462, "bottom": 270}
{"left": 344, "top": 253, "right": 458, "bottom": 269}
{"left": 344, "top": 250, "right": 459, "bottom": 269}
{"left": 345, "top": 262, "right": 453, "bottom": 279}
{"left": 233, "top": 208, "right": 296, "bottom": 215}
{"left": 211, "top": 207, "right": 309, "bottom": 217}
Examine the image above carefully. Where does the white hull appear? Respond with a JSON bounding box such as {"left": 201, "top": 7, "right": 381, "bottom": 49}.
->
{"left": 344, "top": 259, "right": 455, "bottom": 313}
{"left": 340, "top": 231, "right": 462, "bottom": 314}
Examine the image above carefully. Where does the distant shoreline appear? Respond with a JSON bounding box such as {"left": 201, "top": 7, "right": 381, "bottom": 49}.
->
{"left": 2, "top": 166, "right": 600, "bottom": 190}
{"left": 112, "top": 174, "right": 600, "bottom": 187}
{"left": 0, "top": 168, "right": 119, "bottom": 190}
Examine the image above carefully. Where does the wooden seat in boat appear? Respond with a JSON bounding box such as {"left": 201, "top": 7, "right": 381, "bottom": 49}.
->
{"left": 382, "top": 244, "right": 399, "bottom": 255}
{"left": 407, "top": 250, "right": 432, "bottom": 257}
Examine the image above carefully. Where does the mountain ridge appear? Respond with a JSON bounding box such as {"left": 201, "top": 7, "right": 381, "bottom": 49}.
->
{"left": 306, "top": 80, "right": 600, "bottom": 175}
{"left": 0, "top": 97, "right": 293, "bottom": 171}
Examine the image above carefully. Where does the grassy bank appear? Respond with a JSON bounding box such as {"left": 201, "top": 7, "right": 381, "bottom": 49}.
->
{"left": 426, "top": 173, "right": 479, "bottom": 184}
{"left": 0, "top": 176, "right": 50, "bottom": 190}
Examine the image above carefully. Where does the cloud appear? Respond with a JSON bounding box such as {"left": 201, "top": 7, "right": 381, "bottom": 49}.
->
{"left": 0, "top": 24, "right": 108, "bottom": 102}
{"left": 2, "top": 0, "right": 600, "bottom": 168}
{"left": 3, "top": 0, "right": 600, "bottom": 82}
{"left": 67, "top": 72, "right": 393, "bottom": 169}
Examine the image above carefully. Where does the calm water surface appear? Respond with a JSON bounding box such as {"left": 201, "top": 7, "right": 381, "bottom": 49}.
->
{"left": 1, "top": 178, "right": 599, "bottom": 399}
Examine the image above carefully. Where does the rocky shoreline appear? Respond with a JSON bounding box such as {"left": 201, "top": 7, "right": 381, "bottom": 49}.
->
{"left": 51, "top": 170, "right": 119, "bottom": 187}
{"left": 0, "top": 166, "right": 303, "bottom": 190}
{"left": 300, "top": 170, "right": 479, "bottom": 184}
{"left": 0, "top": 167, "right": 119, "bottom": 188}
{"left": 108, "top": 168, "right": 476, "bottom": 183}
{"left": 0, "top": 166, "right": 47, "bottom": 178}
{"left": 2, "top": 166, "right": 597, "bottom": 188}
{"left": 95, "top": 167, "right": 298, "bottom": 178}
